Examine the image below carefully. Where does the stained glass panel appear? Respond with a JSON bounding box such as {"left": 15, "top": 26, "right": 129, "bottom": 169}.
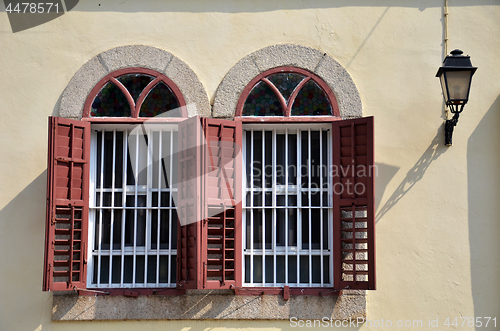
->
{"left": 266, "top": 73, "right": 305, "bottom": 103}
{"left": 117, "top": 74, "right": 154, "bottom": 102}
{"left": 91, "top": 82, "right": 132, "bottom": 117}
{"left": 291, "top": 80, "right": 332, "bottom": 116}
{"left": 242, "top": 81, "right": 283, "bottom": 116}
{"left": 139, "top": 82, "right": 181, "bottom": 117}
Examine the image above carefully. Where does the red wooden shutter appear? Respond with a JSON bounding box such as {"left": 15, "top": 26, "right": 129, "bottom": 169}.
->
{"left": 43, "top": 117, "right": 90, "bottom": 291}
{"left": 333, "top": 117, "right": 376, "bottom": 290}
{"left": 177, "top": 116, "right": 204, "bottom": 289}
{"left": 201, "top": 118, "right": 242, "bottom": 289}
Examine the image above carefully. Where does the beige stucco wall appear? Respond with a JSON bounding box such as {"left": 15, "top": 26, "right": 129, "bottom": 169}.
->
{"left": 1, "top": 1, "right": 499, "bottom": 330}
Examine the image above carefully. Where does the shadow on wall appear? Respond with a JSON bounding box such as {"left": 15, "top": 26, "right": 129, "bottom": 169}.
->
{"left": 376, "top": 125, "right": 448, "bottom": 223}
{"left": 0, "top": 171, "right": 53, "bottom": 331}
{"left": 35, "top": 0, "right": 494, "bottom": 13}
{"left": 467, "top": 94, "right": 500, "bottom": 320}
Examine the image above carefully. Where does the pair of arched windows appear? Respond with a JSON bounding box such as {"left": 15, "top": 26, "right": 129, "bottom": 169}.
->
{"left": 83, "top": 66, "right": 339, "bottom": 119}
{"left": 44, "top": 62, "right": 374, "bottom": 294}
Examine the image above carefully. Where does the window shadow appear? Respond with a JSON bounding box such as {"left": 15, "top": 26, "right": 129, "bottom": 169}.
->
{"left": 0, "top": 170, "right": 53, "bottom": 331}
{"left": 467, "top": 94, "right": 500, "bottom": 319}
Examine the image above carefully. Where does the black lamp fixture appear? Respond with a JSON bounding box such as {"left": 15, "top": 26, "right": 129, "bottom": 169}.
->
{"left": 436, "top": 49, "right": 477, "bottom": 146}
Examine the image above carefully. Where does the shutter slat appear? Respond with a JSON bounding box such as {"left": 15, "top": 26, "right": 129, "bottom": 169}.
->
{"left": 43, "top": 117, "right": 90, "bottom": 292}
{"left": 333, "top": 117, "right": 375, "bottom": 290}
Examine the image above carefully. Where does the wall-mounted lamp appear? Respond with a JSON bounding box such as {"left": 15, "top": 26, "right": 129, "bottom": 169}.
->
{"left": 436, "top": 49, "right": 477, "bottom": 146}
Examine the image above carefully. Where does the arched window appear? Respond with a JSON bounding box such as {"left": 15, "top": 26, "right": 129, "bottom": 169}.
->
{"left": 78, "top": 68, "right": 186, "bottom": 290}
{"left": 83, "top": 68, "right": 187, "bottom": 119}
{"left": 236, "top": 67, "right": 340, "bottom": 118}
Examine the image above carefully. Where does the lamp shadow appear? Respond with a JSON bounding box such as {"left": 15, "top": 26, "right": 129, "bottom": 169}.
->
{"left": 467, "top": 94, "right": 500, "bottom": 319}
{"left": 376, "top": 126, "right": 447, "bottom": 222}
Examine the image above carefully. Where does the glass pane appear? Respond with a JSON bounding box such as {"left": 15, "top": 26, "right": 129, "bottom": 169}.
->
{"left": 287, "top": 133, "right": 297, "bottom": 185}
{"left": 147, "top": 255, "right": 157, "bottom": 284}
{"left": 91, "top": 81, "right": 131, "bottom": 117}
{"left": 288, "top": 255, "right": 297, "bottom": 283}
{"left": 135, "top": 255, "right": 145, "bottom": 283}
{"left": 112, "top": 256, "right": 121, "bottom": 284}
{"left": 139, "top": 82, "right": 180, "bottom": 117}
{"left": 253, "top": 131, "right": 262, "bottom": 188}
{"left": 266, "top": 73, "right": 305, "bottom": 102}
{"left": 159, "top": 256, "right": 169, "bottom": 283}
{"left": 170, "top": 255, "right": 177, "bottom": 283}
{"left": 242, "top": 81, "right": 283, "bottom": 116}
{"left": 253, "top": 209, "right": 262, "bottom": 249}
{"left": 264, "top": 131, "right": 272, "bottom": 188}
{"left": 444, "top": 70, "right": 471, "bottom": 102}
{"left": 123, "top": 256, "right": 133, "bottom": 283}
{"left": 312, "top": 256, "right": 321, "bottom": 283}
{"left": 288, "top": 208, "right": 297, "bottom": 246}
{"left": 291, "top": 80, "right": 332, "bottom": 116}
{"left": 265, "top": 209, "right": 272, "bottom": 249}
{"left": 300, "top": 255, "right": 309, "bottom": 283}
{"left": 276, "top": 134, "right": 285, "bottom": 185}
{"left": 311, "top": 131, "right": 321, "bottom": 187}
{"left": 245, "top": 255, "right": 251, "bottom": 283}
{"left": 253, "top": 255, "right": 263, "bottom": 283}
{"left": 117, "top": 74, "right": 154, "bottom": 102}
{"left": 265, "top": 255, "right": 273, "bottom": 283}
{"left": 245, "top": 131, "right": 252, "bottom": 187}
{"left": 276, "top": 256, "right": 285, "bottom": 283}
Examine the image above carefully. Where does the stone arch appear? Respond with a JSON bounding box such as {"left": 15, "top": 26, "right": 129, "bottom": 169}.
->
{"left": 213, "top": 44, "right": 362, "bottom": 119}
{"left": 59, "top": 45, "right": 211, "bottom": 119}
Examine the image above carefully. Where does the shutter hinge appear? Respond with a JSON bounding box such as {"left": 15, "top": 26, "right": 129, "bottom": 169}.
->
{"left": 51, "top": 241, "right": 55, "bottom": 249}
{"left": 51, "top": 215, "right": 56, "bottom": 225}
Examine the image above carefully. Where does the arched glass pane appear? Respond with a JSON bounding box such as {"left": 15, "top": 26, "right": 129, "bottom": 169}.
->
{"left": 242, "top": 81, "right": 283, "bottom": 116}
{"left": 139, "top": 82, "right": 181, "bottom": 117}
{"left": 117, "top": 74, "right": 154, "bottom": 102}
{"left": 266, "top": 73, "right": 305, "bottom": 103}
{"left": 291, "top": 80, "right": 332, "bottom": 116}
{"left": 91, "top": 82, "right": 131, "bottom": 117}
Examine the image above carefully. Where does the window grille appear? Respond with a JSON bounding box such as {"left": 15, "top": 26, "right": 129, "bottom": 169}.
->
{"left": 242, "top": 124, "right": 333, "bottom": 287}
{"left": 88, "top": 126, "right": 178, "bottom": 288}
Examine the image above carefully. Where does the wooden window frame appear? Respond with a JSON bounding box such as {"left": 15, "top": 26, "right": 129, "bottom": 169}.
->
{"left": 235, "top": 66, "right": 340, "bottom": 120}
{"left": 82, "top": 67, "right": 187, "bottom": 123}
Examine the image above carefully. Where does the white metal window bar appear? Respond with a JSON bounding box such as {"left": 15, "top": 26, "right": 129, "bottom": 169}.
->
{"left": 242, "top": 124, "right": 333, "bottom": 287}
{"left": 88, "top": 125, "right": 178, "bottom": 288}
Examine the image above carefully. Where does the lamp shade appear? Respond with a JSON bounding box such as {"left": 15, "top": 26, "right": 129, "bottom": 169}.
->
{"left": 436, "top": 49, "right": 477, "bottom": 106}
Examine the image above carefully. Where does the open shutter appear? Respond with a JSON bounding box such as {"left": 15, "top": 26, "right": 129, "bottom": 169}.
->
{"left": 177, "top": 117, "right": 242, "bottom": 290}
{"left": 43, "top": 117, "right": 90, "bottom": 291}
{"left": 177, "top": 116, "right": 204, "bottom": 289}
{"left": 201, "top": 118, "right": 242, "bottom": 289}
{"left": 333, "top": 117, "right": 375, "bottom": 290}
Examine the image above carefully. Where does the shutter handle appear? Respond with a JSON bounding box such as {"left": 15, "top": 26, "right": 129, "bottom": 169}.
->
{"left": 83, "top": 242, "right": 87, "bottom": 264}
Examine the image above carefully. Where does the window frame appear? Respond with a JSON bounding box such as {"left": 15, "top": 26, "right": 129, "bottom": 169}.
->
{"left": 241, "top": 123, "right": 335, "bottom": 289}
{"left": 87, "top": 124, "right": 180, "bottom": 290}
{"left": 232, "top": 67, "right": 344, "bottom": 295}
{"left": 79, "top": 68, "right": 187, "bottom": 295}
{"left": 235, "top": 66, "right": 341, "bottom": 121}
{"left": 82, "top": 67, "right": 187, "bottom": 123}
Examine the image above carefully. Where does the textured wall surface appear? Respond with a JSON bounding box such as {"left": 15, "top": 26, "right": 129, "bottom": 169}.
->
{"left": 0, "top": 1, "right": 499, "bottom": 330}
